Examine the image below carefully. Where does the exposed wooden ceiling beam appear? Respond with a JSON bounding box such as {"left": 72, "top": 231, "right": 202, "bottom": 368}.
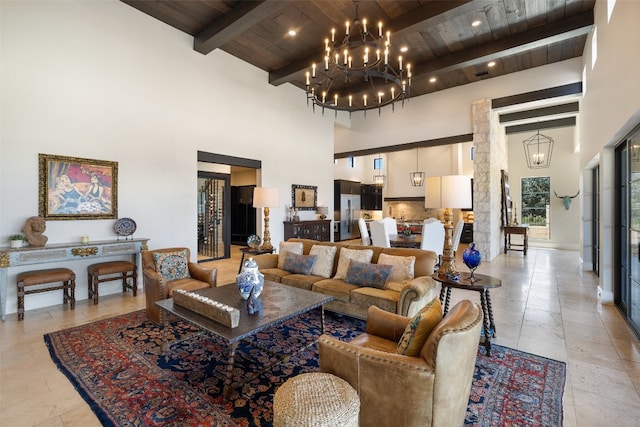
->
{"left": 506, "top": 117, "right": 576, "bottom": 135}
{"left": 194, "top": 0, "right": 289, "bottom": 55}
{"left": 268, "top": 0, "right": 472, "bottom": 86}
{"left": 500, "top": 102, "right": 579, "bottom": 123}
{"left": 334, "top": 134, "right": 473, "bottom": 159}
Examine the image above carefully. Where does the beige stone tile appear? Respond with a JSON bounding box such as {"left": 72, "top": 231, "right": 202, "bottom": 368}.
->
{"left": 569, "top": 359, "right": 639, "bottom": 405}
{"left": 573, "top": 388, "right": 640, "bottom": 427}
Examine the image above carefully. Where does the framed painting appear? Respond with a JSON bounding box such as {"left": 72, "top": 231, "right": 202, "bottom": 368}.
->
{"left": 291, "top": 184, "right": 317, "bottom": 210}
{"left": 38, "top": 154, "right": 118, "bottom": 220}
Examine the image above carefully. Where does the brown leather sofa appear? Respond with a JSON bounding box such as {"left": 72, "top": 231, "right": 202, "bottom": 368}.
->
{"left": 142, "top": 247, "right": 218, "bottom": 323}
{"left": 318, "top": 300, "right": 483, "bottom": 427}
{"left": 253, "top": 238, "right": 439, "bottom": 319}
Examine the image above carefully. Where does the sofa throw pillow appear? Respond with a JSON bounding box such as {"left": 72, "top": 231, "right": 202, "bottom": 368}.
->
{"left": 345, "top": 260, "right": 392, "bottom": 288}
{"left": 333, "top": 248, "right": 374, "bottom": 280}
{"left": 397, "top": 299, "right": 442, "bottom": 357}
{"left": 278, "top": 242, "right": 304, "bottom": 269}
{"left": 283, "top": 253, "right": 318, "bottom": 275}
{"left": 378, "top": 253, "right": 416, "bottom": 282}
{"left": 309, "top": 245, "right": 337, "bottom": 278}
{"left": 153, "top": 250, "right": 191, "bottom": 281}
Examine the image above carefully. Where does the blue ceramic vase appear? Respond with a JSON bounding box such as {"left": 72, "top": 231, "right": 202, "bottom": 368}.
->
{"left": 236, "top": 257, "right": 264, "bottom": 300}
{"left": 462, "top": 242, "right": 482, "bottom": 282}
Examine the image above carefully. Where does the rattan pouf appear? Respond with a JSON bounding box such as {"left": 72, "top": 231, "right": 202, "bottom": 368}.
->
{"left": 273, "top": 372, "right": 359, "bottom": 427}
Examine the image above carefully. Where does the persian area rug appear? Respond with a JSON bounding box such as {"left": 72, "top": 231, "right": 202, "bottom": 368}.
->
{"left": 44, "top": 309, "right": 566, "bottom": 427}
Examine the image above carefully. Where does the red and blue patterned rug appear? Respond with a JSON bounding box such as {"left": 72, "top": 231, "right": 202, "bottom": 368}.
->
{"left": 44, "top": 309, "right": 565, "bottom": 426}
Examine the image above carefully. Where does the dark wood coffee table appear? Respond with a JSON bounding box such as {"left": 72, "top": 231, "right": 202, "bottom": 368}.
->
{"left": 156, "top": 280, "right": 333, "bottom": 398}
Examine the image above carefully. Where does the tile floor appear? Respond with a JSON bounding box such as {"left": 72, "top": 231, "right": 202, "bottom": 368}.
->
{"left": 1, "top": 246, "right": 640, "bottom": 426}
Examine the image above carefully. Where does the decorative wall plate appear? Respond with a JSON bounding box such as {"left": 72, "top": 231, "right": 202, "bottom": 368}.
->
{"left": 114, "top": 217, "right": 137, "bottom": 237}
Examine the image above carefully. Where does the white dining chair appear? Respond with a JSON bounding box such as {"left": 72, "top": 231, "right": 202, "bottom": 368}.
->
{"left": 358, "top": 218, "right": 371, "bottom": 246}
{"left": 420, "top": 219, "right": 445, "bottom": 264}
{"left": 370, "top": 220, "right": 390, "bottom": 248}
{"left": 382, "top": 217, "right": 398, "bottom": 236}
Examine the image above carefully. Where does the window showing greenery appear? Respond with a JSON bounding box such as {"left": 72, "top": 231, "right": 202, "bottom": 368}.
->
{"left": 521, "top": 177, "right": 550, "bottom": 227}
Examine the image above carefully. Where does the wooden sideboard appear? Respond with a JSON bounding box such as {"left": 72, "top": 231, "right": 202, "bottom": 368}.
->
{"left": 283, "top": 220, "right": 331, "bottom": 242}
{"left": 0, "top": 238, "right": 149, "bottom": 320}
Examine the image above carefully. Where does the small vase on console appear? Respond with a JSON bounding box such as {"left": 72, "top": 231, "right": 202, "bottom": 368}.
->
{"left": 236, "top": 257, "right": 264, "bottom": 300}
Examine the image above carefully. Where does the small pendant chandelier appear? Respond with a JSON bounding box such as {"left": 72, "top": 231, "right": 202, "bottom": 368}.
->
{"left": 409, "top": 148, "right": 425, "bottom": 186}
{"left": 523, "top": 130, "right": 554, "bottom": 168}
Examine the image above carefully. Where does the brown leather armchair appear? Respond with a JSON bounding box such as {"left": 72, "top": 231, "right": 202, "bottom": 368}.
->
{"left": 142, "top": 247, "right": 218, "bottom": 323}
{"left": 318, "top": 300, "right": 483, "bottom": 427}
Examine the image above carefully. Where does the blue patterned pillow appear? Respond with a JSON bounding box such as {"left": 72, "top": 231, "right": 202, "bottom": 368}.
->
{"left": 153, "top": 250, "right": 191, "bottom": 281}
{"left": 345, "top": 260, "right": 392, "bottom": 288}
{"left": 283, "top": 253, "right": 318, "bottom": 275}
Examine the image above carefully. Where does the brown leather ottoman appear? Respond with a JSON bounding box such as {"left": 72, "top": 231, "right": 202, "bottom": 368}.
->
{"left": 17, "top": 268, "right": 75, "bottom": 320}
{"left": 87, "top": 261, "right": 137, "bottom": 305}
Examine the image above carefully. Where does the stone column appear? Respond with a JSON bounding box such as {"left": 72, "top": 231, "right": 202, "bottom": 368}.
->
{"left": 472, "top": 99, "right": 507, "bottom": 261}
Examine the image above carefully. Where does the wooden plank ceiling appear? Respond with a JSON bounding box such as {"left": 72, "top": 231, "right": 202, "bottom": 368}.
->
{"left": 121, "top": 0, "right": 594, "bottom": 108}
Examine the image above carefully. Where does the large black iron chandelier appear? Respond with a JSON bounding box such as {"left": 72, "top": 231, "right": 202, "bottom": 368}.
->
{"left": 305, "top": 1, "right": 412, "bottom": 116}
{"left": 523, "top": 130, "right": 554, "bottom": 169}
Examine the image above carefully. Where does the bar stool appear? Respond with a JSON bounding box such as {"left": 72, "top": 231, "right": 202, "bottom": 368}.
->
{"left": 17, "top": 268, "right": 76, "bottom": 320}
{"left": 87, "top": 261, "right": 137, "bottom": 305}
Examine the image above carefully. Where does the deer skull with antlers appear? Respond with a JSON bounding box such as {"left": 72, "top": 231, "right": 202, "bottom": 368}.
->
{"left": 554, "top": 190, "right": 579, "bottom": 210}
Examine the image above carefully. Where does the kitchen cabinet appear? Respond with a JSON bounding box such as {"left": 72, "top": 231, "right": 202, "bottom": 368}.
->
{"left": 361, "top": 184, "right": 383, "bottom": 210}
{"left": 335, "top": 179, "right": 361, "bottom": 194}
{"left": 283, "top": 220, "right": 331, "bottom": 241}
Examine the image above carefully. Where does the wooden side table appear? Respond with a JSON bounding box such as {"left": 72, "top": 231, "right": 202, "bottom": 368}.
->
{"left": 504, "top": 224, "right": 529, "bottom": 255}
{"left": 238, "top": 247, "right": 274, "bottom": 273}
{"left": 432, "top": 272, "right": 502, "bottom": 356}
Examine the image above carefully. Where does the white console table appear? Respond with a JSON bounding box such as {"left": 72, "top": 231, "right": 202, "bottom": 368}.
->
{"left": 0, "top": 238, "right": 149, "bottom": 320}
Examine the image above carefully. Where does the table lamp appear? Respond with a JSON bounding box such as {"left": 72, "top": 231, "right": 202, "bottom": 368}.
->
{"left": 253, "top": 187, "right": 280, "bottom": 251}
{"left": 317, "top": 206, "right": 328, "bottom": 220}
{"left": 425, "top": 175, "right": 472, "bottom": 277}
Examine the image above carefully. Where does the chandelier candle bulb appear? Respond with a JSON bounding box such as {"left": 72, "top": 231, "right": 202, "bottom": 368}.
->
{"left": 349, "top": 95, "right": 353, "bottom": 106}
{"left": 305, "top": 72, "right": 310, "bottom": 86}
{"left": 334, "top": 94, "right": 338, "bottom": 106}
{"left": 331, "top": 29, "right": 335, "bottom": 42}
{"left": 387, "top": 31, "right": 391, "bottom": 44}
{"left": 364, "top": 47, "right": 369, "bottom": 64}
{"left": 312, "top": 63, "right": 316, "bottom": 77}
{"left": 398, "top": 56, "right": 403, "bottom": 70}
{"left": 384, "top": 48, "right": 389, "bottom": 64}
{"left": 378, "top": 21, "right": 382, "bottom": 36}
{"left": 346, "top": 21, "right": 350, "bottom": 35}
{"left": 343, "top": 49, "right": 348, "bottom": 65}
{"left": 376, "top": 49, "right": 380, "bottom": 60}
{"left": 348, "top": 56, "right": 352, "bottom": 68}
{"left": 391, "top": 87, "right": 395, "bottom": 98}
{"left": 363, "top": 94, "right": 367, "bottom": 106}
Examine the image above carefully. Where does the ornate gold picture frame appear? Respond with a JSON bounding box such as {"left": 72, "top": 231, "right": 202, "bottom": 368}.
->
{"left": 38, "top": 154, "right": 118, "bottom": 220}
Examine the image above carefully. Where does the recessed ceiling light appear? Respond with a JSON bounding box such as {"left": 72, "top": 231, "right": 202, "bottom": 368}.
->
{"left": 288, "top": 29, "right": 297, "bottom": 36}
{"left": 488, "top": 61, "right": 496, "bottom": 67}
{"left": 429, "top": 77, "right": 437, "bottom": 83}
{"left": 400, "top": 46, "right": 408, "bottom": 53}
{"left": 471, "top": 20, "right": 481, "bottom": 27}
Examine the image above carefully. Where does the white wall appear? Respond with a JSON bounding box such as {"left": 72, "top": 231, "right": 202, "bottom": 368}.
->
{"left": 0, "top": 0, "right": 334, "bottom": 313}
{"left": 580, "top": 0, "right": 640, "bottom": 299}
{"left": 335, "top": 59, "right": 583, "bottom": 153}
{"left": 507, "top": 127, "right": 581, "bottom": 250}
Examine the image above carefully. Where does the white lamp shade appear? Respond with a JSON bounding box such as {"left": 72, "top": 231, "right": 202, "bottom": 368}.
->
{"left": 253, "top": 187, "right": 280, "bottom": 208}
{"left": 317, "top": 206, "right": 329, "bottom": 215}
{"left": 425, "top": 175, "right": 472, "bottom": 209}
